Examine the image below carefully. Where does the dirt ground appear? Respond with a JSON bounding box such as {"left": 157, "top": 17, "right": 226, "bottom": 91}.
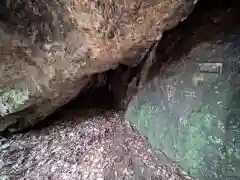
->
{"left": 0, "top": 109, "right": 193, "bottom": 180}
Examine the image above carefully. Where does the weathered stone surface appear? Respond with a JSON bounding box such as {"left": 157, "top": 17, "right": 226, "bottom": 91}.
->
{"left": 125, "top": 0, "right": 240, "bottom": 179}
{"left": 0, "top": 0, "right": 197, "bottom": 132}
{"left": 122, "top": 0, "right": 240, "bottom": 102}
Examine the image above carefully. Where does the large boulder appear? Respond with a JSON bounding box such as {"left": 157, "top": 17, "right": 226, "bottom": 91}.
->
{"left": 125, "top": 1, "right": 240, "bottom": 179}
{"left": 0, "top": 0, "right": 197, "bottom": 132}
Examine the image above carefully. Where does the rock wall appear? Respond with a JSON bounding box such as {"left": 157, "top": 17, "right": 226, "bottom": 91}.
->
{"left": 0, "top": 0, "right": 197, "bottom": 132}
{"left": 125, "top": 0, "right": 240, "bottom": 179}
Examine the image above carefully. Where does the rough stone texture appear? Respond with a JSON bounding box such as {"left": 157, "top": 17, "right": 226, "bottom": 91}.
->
{"left": 0, "top": 110, "right": 193, "bottom": 180}
{"left": 126, "top": 30, "right": 240, "bottom": 180}
{"left": 122, "top": 0, "right": 240, "bottom": 101}
{"left": 0, "top": 0, "right": 197, "bottom": 132}
{"left": 124, "top": 0, "right": 240, "bottom": 179}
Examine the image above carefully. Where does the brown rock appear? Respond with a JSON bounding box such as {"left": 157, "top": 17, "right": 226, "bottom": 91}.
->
{"left": 0, "top": 0, "right": 197, "bottom": 132}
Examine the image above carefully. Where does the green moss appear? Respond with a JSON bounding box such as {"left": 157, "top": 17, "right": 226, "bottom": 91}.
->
{"left": 128, "top": 101, "right": 240, "bottom": 180}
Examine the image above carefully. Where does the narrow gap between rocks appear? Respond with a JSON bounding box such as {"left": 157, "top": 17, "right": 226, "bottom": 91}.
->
{"left": 1, "top": 0, "right": 240, "bottom": 179}
{"left": 7, "top": 0, "right": 240, "bottom": 135}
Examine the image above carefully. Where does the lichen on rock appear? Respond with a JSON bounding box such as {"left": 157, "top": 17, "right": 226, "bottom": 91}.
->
{"left": 0, "top": 0, "right": 197, "bottom": 132}
{"left": 0, "top": 88, "right": 29, "bottom": 116}
{"left": 125, "top": 15, "right": 240, "bottom": 180}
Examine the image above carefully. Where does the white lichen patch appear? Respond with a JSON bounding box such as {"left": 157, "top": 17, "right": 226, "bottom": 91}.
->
{"left": 0, "top": 88, "right": 29, "bottom": 116}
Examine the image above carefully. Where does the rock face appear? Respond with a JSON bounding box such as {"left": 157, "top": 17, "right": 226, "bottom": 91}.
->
{"left": 0, "top": 0, "right": 197, "bottom": 132}
{"left": 125, "top": 0, "right": 240, "bottom": 179}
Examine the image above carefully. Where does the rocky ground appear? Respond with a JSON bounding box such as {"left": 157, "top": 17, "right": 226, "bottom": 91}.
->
{"left": 0, "top": 109, "right": 193, "bottom": 180}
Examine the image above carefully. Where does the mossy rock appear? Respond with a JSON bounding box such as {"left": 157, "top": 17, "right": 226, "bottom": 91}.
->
{"left": 125, "top": 29, "right": 240, "bottom": 180}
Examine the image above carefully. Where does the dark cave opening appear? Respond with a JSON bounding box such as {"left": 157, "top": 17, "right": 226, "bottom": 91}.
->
{"left": 1, "top": 64, "right": 136, "bottom": 136}
{"left": 51, "top": 0, "right": 240, "bottom": 114}
{"left": 2, "top": 0, "right": 240, "bottom": 136}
